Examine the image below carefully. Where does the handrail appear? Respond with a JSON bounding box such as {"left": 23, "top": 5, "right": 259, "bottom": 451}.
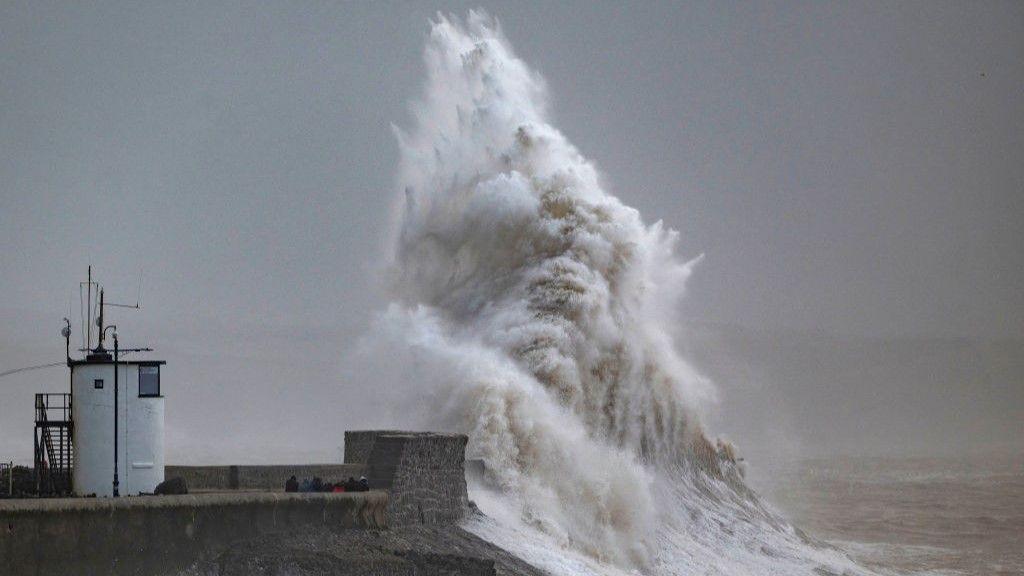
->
{"left": 33, "top": 393, "right": 73, "bottom": 495}
{"left": 35, "top": 393, "right": 71, "bottom": 423}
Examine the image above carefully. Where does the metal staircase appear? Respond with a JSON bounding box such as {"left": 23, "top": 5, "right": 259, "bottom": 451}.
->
{"left": 34, "top": 393, "right": 73, "bottom": 495}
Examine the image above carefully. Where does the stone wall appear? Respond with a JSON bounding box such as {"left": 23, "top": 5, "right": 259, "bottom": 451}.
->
{"left": 364, "top": 432, "right": 469, "bottom": 526}
{"left": 190, "top": 524, "right": 546, "bottom": 576}
{"left": 343, "top": 430, "right": 406, "bottom": 464}
{"left": 166, "top": 464, "right": 365, "bottom": 490}
{"left": 2, "top": 429, "right": 474, "bottom": 576}
{"left": 0, "top": 491, "right": 387, "bottom": 576}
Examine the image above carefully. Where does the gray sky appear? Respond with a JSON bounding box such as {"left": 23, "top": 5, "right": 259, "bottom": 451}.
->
{"left": 1, "top": 1, "right": 1021, "bottom": 464}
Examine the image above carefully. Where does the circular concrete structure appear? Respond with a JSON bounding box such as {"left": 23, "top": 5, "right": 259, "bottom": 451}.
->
{"left": 71, "top": 358, "right": 164, "bottom": 497}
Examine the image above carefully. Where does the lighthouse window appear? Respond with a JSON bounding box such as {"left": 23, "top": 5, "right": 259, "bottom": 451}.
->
{"left": 94, "top": 379, "right": 104, "bottom": 389}
{"left": 139, "top": 365, "right": 160, "bottom": 397}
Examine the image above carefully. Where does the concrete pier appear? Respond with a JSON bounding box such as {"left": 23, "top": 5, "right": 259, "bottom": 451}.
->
{"left": 1, "top": 491, "right": 386, "bottom": 575}
{"left": 0, "top": 431, "right": 475, "bottom": 575}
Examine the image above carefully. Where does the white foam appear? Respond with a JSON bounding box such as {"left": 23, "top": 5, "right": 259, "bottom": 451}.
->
{"left": 360, "top": 11, "right": 882, "bottom": 575}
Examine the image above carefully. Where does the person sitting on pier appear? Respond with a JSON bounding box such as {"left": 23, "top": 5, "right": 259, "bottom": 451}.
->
{"left": 344, "top": 476, "right": 358, "bottom": 492}
{"left": 359, "top": 476, "right": 369, "bottom": 492}
{"left": 284, "top": 475, "right": 298, "bottom": 493}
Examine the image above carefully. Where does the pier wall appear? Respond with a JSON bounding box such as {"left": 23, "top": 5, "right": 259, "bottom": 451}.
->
{"left": 0, "top": 491, "right": 386, "bottom": 576}
{"left": 365, "top": 432, "right": 469, "bottom": 525}
{"left": 165, "top": 464, "right": 365, "bottom": 491}
{"left": 343, "top": 429, "right": 407, "bottom": 464}
{"left": 1, "top": 430, "right": 470, "bottom": 575}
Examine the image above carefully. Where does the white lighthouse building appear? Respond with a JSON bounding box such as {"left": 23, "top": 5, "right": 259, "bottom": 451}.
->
{"left": 70, "top": 353, "right": 165, "bottom": 497}
{"left": 35, "top": 268, "right": 166, "bottom": 497}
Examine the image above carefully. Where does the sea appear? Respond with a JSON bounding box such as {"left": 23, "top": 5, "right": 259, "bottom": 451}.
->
{"left": 751, "top": 453, "right": 1024, "bottom": 576}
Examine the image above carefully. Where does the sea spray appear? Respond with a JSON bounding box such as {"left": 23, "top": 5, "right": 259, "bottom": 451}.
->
{"left": 363, "top": 11, "right": 874, "bottom": 575}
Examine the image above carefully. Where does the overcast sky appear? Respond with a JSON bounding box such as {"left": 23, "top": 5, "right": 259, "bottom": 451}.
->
{"left": 1, "top": 1, "right": 1021, "bottom": 464}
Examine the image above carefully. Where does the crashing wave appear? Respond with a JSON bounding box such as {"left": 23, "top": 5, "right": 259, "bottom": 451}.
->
{"left": 364, "top": 11, "right": 876, "bottom": 575}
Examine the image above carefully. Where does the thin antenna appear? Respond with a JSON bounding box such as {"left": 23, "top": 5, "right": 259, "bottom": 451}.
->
{"left": 92, "top": 288, "right": 99, "bottom": 349}
{"left": 136, "top": 269, "right": 143, "bottom": 308}
{"left": 79, "top": 284, "right": 85, "bottom": 352}
{"left": 97, "top": 289, "right": 105, "bottom": 350}
{"left": 86, "top": 266, "right": 92, "bottom": 352}
{"left": 104, "top": 271, "right": 143, "bottom": 310}
{"left": 67, "top": 292, "right": 74, "bottom": 359}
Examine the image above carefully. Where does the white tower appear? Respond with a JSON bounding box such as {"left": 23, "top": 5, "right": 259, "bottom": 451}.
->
{"left": 71, "top": 354, "right": 165, "bottom": 497}
{"left": 61, "top": 268, "right": 166, "bottom": 497}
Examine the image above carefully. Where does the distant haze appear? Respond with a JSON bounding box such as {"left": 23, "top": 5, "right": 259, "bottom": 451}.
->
{"left": 1, "top": 2, "right": 1021, "bottom": 466}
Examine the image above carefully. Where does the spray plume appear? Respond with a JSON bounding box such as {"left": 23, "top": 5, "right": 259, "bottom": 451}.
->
{"left": 364, "top": 12, "right": 873, "bottom": 575}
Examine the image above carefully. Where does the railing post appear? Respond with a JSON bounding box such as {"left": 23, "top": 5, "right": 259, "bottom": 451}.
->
{"left": 33, "top": 429, "right": 39, "bottom": 495}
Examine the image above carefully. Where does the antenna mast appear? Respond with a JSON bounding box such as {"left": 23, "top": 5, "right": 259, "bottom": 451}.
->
{"left": 97, "top": 289, "right": 105, "bottom": 351}
{"left": 86, "top": 266, "right": 92, "bottom": 352}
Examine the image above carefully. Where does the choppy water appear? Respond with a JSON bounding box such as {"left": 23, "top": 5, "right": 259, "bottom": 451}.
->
{"left": 754, "top": 454, "right": 1024, "bottom": 576}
